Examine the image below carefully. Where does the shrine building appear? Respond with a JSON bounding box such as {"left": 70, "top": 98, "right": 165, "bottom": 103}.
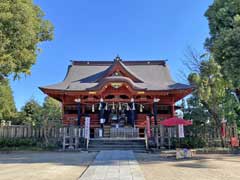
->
{"left": 39, "top": 56, "right": 192, "bottom": 138}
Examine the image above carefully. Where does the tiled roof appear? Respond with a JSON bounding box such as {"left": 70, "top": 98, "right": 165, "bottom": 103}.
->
{"left": 40, "top": 59, "right": 192, "bottom": 91}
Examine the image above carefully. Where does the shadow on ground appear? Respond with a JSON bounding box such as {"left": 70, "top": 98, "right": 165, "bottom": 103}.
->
{"left": 135, "top": 152, "right": 240, "bottom": 169}
{"left": 0, "top": 151, "right": 97, "bottom": 166}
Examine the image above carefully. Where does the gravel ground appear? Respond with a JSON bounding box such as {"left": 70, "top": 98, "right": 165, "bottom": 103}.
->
{"left": 0, "top": 151, "right": 97, "bottom": 180}
{"left": 1, "top": 151, "right": 239, "bottom": 180}
{"left": 135, "top": 153, "right": 240, "bottom": 180}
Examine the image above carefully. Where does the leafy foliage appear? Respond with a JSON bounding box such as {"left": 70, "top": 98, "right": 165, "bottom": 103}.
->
{"left": 20, "top": 98, "right": 42, "bottom": 126}
{"left": 0, "top": 0, "right": 53, "bottom": 79}
{"left": 184, "top": 96, "right": 210, "bottom": 126}
{"left": 203, "top": 0, "right": 240, "bottom": 132}
{"left": 188, "top": 58, "right": 228, "bottom": 126}
{"left": 42, "top": 96, "right": 62, "bottom": 121}
{"left": 171, "top": 137, "right": 206, "bottom": 149}
{"left": 0, "top": 79, "right": 16, "bottom": 120}
{"left": 205, "top": 0, "right": 240, "bottom": 88}
{"left": 0, "top": 137, "right": 58, "bottom": 150}
{"left": 0, "top": 138, "right": 37, "bottom": 147}
{"left": 187, "top": 57, "right": 240, "bottom": 145}
{"left": 16, "top": 96, "right": 62, "bottom": 126}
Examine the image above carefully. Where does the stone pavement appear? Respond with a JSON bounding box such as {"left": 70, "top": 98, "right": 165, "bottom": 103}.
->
{"left": 79, "top": 150, "right": 145, "bottom": 180}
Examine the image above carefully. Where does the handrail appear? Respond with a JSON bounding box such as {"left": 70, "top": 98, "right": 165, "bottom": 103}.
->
{"left": 109, "top": 127, "right": 139, "bottom": 138}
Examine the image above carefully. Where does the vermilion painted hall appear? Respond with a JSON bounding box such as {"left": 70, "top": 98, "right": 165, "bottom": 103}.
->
{"left": 40, "top": 56, "right": 192, "bottom": 138}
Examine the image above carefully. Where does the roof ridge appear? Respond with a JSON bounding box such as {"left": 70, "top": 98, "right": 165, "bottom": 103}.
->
{"left": 71, "top": 60, "right": 167, "bottom": 66}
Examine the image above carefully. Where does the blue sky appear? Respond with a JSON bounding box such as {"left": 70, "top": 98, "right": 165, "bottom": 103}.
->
{"left": 11, "top": 0, "right": 213, "bottom": 110}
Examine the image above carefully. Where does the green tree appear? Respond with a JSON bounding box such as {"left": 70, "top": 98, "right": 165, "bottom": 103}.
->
{"left": 20, "top": 98, "right": 42, "bottom": 126}
{"left": 184, "top": 96, "right": 210, "bottom": 126}
{"left": 0, "top": 79, "right": 16, "bottom": 121}
{"left": 188, "top": 58, "right": 230, "bottom": 146}
{"left": 42, "top": 96, "right": 62, "bottom": 121}
{"left": 205, "top": 0, "right": 240, "bottom": 89}
{"left": 183, "top": 49, "right": 240, "bottom": 137}
{"left": 41, "top": 96, "right": 62, "bottom": 146}
{"left": 0, "top": 0, "right": 53, "bottom": 79}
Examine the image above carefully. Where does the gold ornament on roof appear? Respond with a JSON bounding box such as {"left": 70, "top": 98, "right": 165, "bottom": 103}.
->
{"left": 111, "top": 82, "right": 122, "bottom": 89}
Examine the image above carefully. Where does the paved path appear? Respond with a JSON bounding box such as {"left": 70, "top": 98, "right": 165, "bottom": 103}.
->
{"left": 79, "top": 150, "right": 145, "bottom": 180}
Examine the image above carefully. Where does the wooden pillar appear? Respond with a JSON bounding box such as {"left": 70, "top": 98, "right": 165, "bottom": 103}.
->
{"left": 82, "top": 105, "right": 85, "bottom": 114}
{"left": 171, "top": 97, "right": 175, "bottom": 117}
{"left": 150, "top": 104, "right": 153, "bottom": 127}
{"left": 153, "top": 98, "right": 160, "bottom": 149}
{"left": 160, "top": 125, "right": 164, "bottom": 148}
{"left": 77, "top": 102, "right": 81, "bottom": 127}
{"left": 61, "top": 95, "right": 65, "bottom": 124}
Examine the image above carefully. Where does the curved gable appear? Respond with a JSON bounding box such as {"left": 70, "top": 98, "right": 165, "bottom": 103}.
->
{"left": 95, "top": 57, "right": 144, "bottom": 83}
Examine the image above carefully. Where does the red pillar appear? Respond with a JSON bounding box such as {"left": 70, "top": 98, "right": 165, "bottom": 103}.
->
{"left": 171, "top": 97, "right": 175, "bottom": 117}
{"left": 61, "top": 95, "right": 65, "bottom": 124}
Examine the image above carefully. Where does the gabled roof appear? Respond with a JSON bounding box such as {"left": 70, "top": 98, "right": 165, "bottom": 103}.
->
{"left": 40, "top": 57, "right": 192, "bottom": 92}
{"left": 94, "top": 57, "right": 144, "bottom": 83}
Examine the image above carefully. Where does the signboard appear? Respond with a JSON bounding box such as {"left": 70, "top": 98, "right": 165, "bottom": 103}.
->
{"left": 176, "top": 148, "right": 194, "bottom": 159}
{"left": 84, "top": 116, "right": 90, "bottom": 139}
{"left": 178, "top": 124, "right": 184, "bottom": 138}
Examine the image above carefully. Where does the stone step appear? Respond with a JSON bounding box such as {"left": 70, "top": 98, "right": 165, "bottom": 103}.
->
{"left": 88, "top": 139, "right": 146, "bottom": 152}
{"left": 89, "top": 144, "right": 145, "bottom": 148}
{"left": 89, "top": 148, "right": 145, "bottom": 151}
{"left": 88, "top": 148, "right": 146, "bottom": 153}
{"left": 88, "top": 145, "right": 146, "bottom": 150}
{"left": 90, "top": 139, "right": 145, "bottom": 143}
{"left": 90, "top": 139, "right": 145, "bottom": 142}
{"left": 90, "top": 142, "right": 145, "bottom": 146}
{"left": 90, "top": 141, "right": 145, "bottom": 144}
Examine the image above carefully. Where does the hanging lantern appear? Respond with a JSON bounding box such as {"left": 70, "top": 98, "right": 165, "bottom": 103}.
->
{"left": 132, "top": 102, "right": 135, "bottom": 111}
{"left": 140, "top": 104, "right": 144, "bottom": 112}
{"left": 105, "top": 103, "right": 108, "bottom": 110}
{"left": 119, "top": 102, "right": 122, "bottom": 110}
{"left": 112, "top": 102, "right": 115, "bottom": 110}
{"left": 126, "top": 104, "right": 130, "bottom": 111}
{"left": 99, "top": 98, "right": 104, "bottom": 110}
{"left": 92, "top": 104, "right": 95, "bottom": 112}
{"left": 130, "top": 98, "right": 135, "bottom": 110}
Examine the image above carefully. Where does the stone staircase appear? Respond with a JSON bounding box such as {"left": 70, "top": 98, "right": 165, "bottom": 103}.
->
{"left": 88, "top": 139, "right": 146, "bottom": 152}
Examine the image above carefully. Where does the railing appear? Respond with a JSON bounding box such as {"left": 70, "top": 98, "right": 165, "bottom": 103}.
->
{"left": 110, "top": 128, "right": 139, "bottom": 138}
{"left": 0, "top": 125, "right": 91, "bottom": 150}
{"left": 0, "top": 125, "right": 84, "bottom": 139}
{"left": 62, "top": 126, "right": 83, "bottom": 150}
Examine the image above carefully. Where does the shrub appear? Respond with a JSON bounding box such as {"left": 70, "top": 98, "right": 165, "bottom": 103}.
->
{"left": 0, "top": 138, "right": 38, "bottom": 148}
{"left": 171, "top": 136, "right": 206, "bottom": 149}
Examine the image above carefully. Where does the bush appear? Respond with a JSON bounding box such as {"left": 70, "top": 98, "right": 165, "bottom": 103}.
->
{"left": 171, "top": 136, "right": 206, "bottom": 149}
{"left": 0, "top": 138, "right": 60, "bottom": 151}
{"left": 0, "top": 138, "right": 38, "bottom": 148}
